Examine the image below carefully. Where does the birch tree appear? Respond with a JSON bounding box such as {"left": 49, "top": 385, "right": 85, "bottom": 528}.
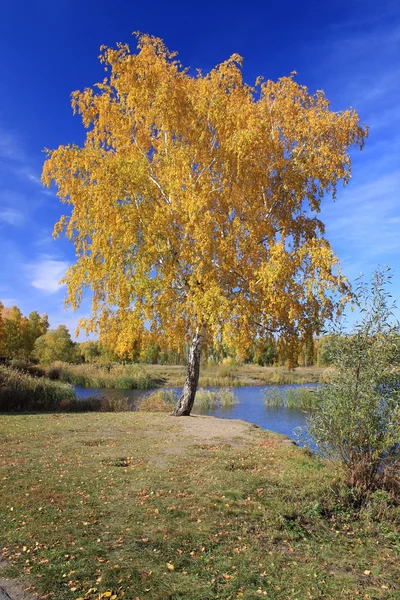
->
{"left": 42, "top": 34, "right": 368, "bottom": 415}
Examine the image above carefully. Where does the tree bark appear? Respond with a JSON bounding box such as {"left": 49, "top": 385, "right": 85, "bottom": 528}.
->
{"left": 173, "top": 328, "right": 205, "bottom": 416}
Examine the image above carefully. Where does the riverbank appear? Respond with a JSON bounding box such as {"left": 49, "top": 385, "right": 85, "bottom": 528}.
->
{"left": 0, "top": 413, "right": 398, "bottom": 599}
{"left": 43, "top": 362, "right": 327, "bottom": 389}
{"left": 148, "top": 363, "right": 326, "bottom": 387}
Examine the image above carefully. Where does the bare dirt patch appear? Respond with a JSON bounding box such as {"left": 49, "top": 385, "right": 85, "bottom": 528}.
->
{"left": 0, "top": 559, "right": 38, "bottom": 600}
{"left": 150, "top": 414, "right": 269, "bottom": 466}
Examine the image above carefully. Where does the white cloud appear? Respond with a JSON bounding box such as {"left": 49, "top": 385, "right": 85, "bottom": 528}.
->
{"left": 28, "top": 258, "right": 69, "bottom": 294}
{"left": 0, "top": 127, "right": 22, "bottom": 161}
{"left": 15, "top": 166, "right": 53, "bottom": 193}
{"left": 0, "top": 125, "right": 52, "bottom": 193}
{"left": 0, "top": 208, "right": 24, "bottom": 226}
{"left": 323, "top": 172, "right": 400, "bottom": 258}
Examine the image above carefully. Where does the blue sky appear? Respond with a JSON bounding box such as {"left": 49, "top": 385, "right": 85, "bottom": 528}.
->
{"left": 0, "top": 0, "right": 399, "bottom": 338}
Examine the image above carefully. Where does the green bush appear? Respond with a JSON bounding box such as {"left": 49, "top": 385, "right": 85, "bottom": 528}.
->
{"left": 305, "top": 268, "right": 400, "bottom": 496}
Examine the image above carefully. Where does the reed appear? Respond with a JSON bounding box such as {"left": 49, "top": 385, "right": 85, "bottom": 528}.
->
{"left": 194, "top": 388, "right": 238, "bottom": 409}
{"left": 0, "top": 366, "right": 130, "bottom": 413}
{"left": 0, "top": 365, "right": 76, "bottom": 412}
{"left": 138, "top": 388, "right": 238, "bottom": 412}
{"left": 264, "top": 386, "right": 317, "bottom": 409}
{"left": 138, "top": 390, "right": 178, "bottom": 412}
{"left": 58, "top": 395, "right": 130, "bottom": 412}
{"left": 45, "top": 362, "right": 155, "bottom": 389}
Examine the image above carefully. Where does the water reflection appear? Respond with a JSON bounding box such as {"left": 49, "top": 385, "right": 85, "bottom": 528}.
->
{"left": 74, "top": 383, "right": 319, "bottom": 442}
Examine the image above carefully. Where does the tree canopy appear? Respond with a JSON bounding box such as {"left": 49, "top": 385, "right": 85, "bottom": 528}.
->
{"left": 0, "top": 304, "right": 49, "bottom": 360}
{"left": 42, "top": 34, "right": 367, "bottom": 413}
{"left": 33, "top": 325, "right": 77, "bottom": 364}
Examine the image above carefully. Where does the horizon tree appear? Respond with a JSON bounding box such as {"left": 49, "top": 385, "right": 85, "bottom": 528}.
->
{"left": 42, "top": 33, "right": 368, "bottom": 415}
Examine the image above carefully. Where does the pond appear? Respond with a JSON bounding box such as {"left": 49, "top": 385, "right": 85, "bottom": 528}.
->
{"left": 75, "top": 383, "right": 319, "bottom": 442}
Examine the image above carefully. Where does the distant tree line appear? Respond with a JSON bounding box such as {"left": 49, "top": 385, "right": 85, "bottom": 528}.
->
{"left": 0, "top": 301, "right": 343, "bottom": 367}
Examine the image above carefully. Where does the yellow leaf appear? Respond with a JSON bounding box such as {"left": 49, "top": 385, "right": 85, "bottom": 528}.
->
{"left": 166, "top": 563, "right": 175, "bottom": 571}
{"left": 42, "top": 33, "right": 367, "bottom": 379}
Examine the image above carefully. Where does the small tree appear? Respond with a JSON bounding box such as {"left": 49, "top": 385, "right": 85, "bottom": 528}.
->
{"left": 34, "top": 325, "right": 77, "bottom": 364}
{"left": 78, "top": 340, "right": 102, "bottom": 363}
{"left": 2, "top": 306, "right": 26, "bottom": 359}
{"left": 307, "top": 267, "right": 400, "bottom": 494}
{"left": 42, "top": 34, "right": 368, "bottom": 415}
{"left": 23, "top": 311, "right": 50, "bottom": 358}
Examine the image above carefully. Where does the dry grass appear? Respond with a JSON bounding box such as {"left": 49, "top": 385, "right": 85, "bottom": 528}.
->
{"left": 0, "top": 365, "right": 75, "bottom": 412}
{"left": 143, "top": 364, "right": 326, "bottom": 388}
{"left": 138, "top": 388, "right": 238, "bottom": 412}
{"left": 45, "top": 362, "right": 157, "bottom": 389}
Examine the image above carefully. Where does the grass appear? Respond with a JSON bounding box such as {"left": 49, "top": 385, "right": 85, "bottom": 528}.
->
{"left": 57, "top": 395, "right": 130, "bottom": 413}
{"left": 0, "top": 365, "right": 130, "bottom": 414}
{"left": 149, "top": 364, "right": 326, "bottom": 387}
{"left": 0, "top": 364, "right": 76, "bottom": 412}
{"left": 44, "top": 362, "right": 327, "bottom": 390}
{"left": 138, "top": 389, "right": 178, "bottom": 412}
{"left": 194, "top": 388, "right": 238, "bottom": 409}
{"left": 45, "top": 362, "right": 157, "bottom": 389}
{"left": 138, "top": 388, "right": 238, "bottom": 412}
{"left": 264, "top": 387, "right": 318, "bottom": 409}
{"left": 0, "top": 413, "right": 398, "bottom": 599}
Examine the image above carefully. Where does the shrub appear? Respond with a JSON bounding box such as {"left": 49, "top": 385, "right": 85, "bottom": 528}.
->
{"left": 305, "top": 267, "right": 400, "bottom": 496}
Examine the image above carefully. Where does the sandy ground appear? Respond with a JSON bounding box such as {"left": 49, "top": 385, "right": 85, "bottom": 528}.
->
{"left": 0, "top": 559, "right": 38, "bottom": 600}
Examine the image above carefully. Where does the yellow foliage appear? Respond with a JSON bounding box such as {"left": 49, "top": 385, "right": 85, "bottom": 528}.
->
{"left": 42, "top": 33, "right": 368, "bottom": 356}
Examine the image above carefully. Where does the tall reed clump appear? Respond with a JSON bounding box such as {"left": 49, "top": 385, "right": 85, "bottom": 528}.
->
{"left": 58, "top": 395, "right": 130, "bottom": 412}
{"left": 138, "top": 390, "right": 178, "bottom": 412}
{"left": 0, "top": 365, "right": 76, "bottom": 412}
{"left": 138, "top": 388, "right": 238, "bottom": 412}
{"left": 46, "top": 362, "right": 155, "bottom": 389}
{"left": 264, "top": 387, "right": 317, "bottom": 409}
{"left": 0, "top": 365, "right": 130, "bottom": 413}
{"left": 194, "top": 388, "right": 238, "bottom": 409}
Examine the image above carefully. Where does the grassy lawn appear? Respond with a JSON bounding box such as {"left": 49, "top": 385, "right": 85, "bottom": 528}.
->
{"left": 0, "top": 413, "right": 399, "bottom": 599}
